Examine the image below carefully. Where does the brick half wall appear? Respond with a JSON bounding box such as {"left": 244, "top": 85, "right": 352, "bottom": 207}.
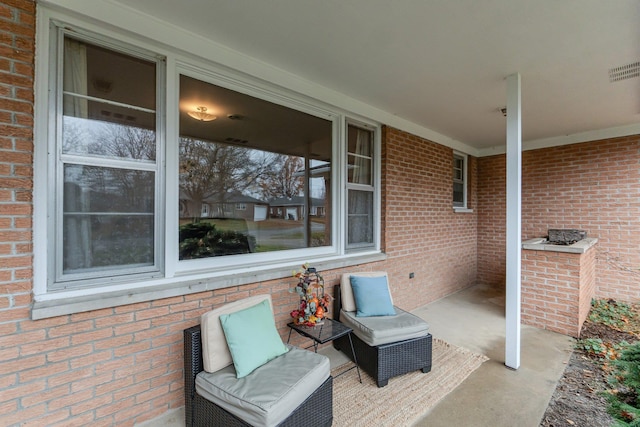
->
{"left": 522, "top": 239, "right": 597, "bottom": 337}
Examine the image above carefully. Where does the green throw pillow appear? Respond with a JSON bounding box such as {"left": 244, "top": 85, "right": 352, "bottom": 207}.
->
{"left": 350, "top": 275, "right": 396, "bottom": 317}
{"left": 219, "top": 299, "right": 288, "bottom": 378}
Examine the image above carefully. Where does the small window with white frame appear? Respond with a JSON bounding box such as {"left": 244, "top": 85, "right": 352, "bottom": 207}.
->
{"left": 346, "top": 122, "right": 376, "bottom": 249}
{"left": 453, "top": 152, "right": 467, "bottom": 209}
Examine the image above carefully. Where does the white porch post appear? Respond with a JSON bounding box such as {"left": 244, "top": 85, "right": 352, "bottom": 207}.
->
{"left": 505, "top": 73, "right": 522, "bottom": 370}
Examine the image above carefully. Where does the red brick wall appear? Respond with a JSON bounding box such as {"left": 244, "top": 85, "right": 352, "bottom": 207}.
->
{"left": 0, "top": 5, "right": 478, "bottom": 422}
{"left": 521, "top": 246, "right": 596, "bottom": 337}
{"left": 478, "top": 135, "right": 640, "bottom": 301}
{"left": 0, "top": 0, "right": 34, "bottom": 324}
{"left": 477, "top": 154, "right": 506, "bottom": 286}
{"left": 522, "top": 250, "right": 579, "bottom": 336}
{"left": 579, "top": 245, "right": 597, "bottom": 328}
{"left": 382, "top": 127, "right": 478, "bottom": 308}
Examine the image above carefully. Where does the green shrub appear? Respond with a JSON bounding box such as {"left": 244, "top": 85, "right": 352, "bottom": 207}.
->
{"left": 606, "top": 342, "right": 640, "bottom": 426}
{"left": 179, "top": 222, "right": 255, "bottom": 259}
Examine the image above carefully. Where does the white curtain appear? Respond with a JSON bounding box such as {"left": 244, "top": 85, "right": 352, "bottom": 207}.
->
{"left": 63, "top": 38, "right": 88, "bottom": 118}
{"left": 352, "top": 129, "right": 371, "bottom": 185}
{"left": 348, "top": 128, "right": 373, "bottom": 245}
{"left": 62, "top": 39, "right": 92, "bottom": 271}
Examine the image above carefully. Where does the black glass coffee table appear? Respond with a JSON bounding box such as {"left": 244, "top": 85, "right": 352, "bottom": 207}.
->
{"left": 287, "top": 317, "right": 361, "bottom": 382}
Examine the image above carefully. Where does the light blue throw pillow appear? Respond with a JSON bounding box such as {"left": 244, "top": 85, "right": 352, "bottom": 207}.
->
{"left": 350, "top": 275, "right": 396, "bottom": 317}
{"left": 219, "top": 299, "right": 288, "bottom": 378}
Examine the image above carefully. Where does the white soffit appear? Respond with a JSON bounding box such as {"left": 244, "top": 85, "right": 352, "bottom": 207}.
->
{"left": 45, "top": 0, "right": 640, "bottom": 156}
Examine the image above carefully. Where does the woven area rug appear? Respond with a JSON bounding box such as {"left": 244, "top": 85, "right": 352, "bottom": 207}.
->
{"left": 331, "top": 338, "right": 489, "bottom": 426}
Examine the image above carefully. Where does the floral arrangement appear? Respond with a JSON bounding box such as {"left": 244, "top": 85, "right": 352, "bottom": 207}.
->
{"left": 289, "top": 264, "right": 332, "bottom": 326}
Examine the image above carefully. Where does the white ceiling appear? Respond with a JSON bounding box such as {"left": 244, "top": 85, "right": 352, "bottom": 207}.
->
{"left": 94, "top": 1, "right": 640, "bottom": 153}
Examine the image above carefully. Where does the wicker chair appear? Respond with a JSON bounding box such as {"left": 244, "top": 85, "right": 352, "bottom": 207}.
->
{"left": 332, "top": 273, "right": 432, "bottom": 387}
{"left": 184, "top": 325, "right": 333, "bottom": 427}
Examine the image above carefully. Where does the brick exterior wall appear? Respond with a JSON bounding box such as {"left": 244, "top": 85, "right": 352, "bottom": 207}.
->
{"left": 0, "top": 0, "right": 34, "bottom": 324}
{"left": 478, "top": 135, "right": 640, "bottom": 301}
{"left": 381, "top": 127, "right": 478, "bottom": 308}
{"left": 0, "top": 4, "right": 478, "bottom": 422}
{"left": 477, "top": 154, "right": 506, "bottom": 287}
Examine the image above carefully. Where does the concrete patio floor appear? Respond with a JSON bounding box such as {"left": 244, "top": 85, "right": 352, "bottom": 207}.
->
{"left": 317, "top": 283, "right": 574, "bottom": 426}
{"left": 411, "top": 284, "right": 574, "bottom": 427}
{"left": 145, "top": 284, "right": 574, "bottom": 427}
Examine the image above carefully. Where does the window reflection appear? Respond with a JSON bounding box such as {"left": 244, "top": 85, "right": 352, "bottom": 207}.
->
{"left": 178, "top": 75, "right": 332, "bottom": 260}
{"left": 62, "top": 114, "right": 156, "bottom": 160}
{"left": 60, "top": 36, "right": 158, "bottom": 277}
{"left": 63, "top": 165, "right": 154, "bottom": 272}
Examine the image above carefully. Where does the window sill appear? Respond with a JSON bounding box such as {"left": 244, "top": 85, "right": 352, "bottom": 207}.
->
{"left": 31, "top": 252, "right": 387, "bottom": 320}
{"left": 453, "top": 207, "right": 474, "bottom": 213}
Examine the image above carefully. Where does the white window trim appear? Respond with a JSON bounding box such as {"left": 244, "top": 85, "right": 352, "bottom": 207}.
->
{"left": 453, "top": 151, "right": 472, "bottom": 212}
{"left": 33, "top": 6, "right": 383, "bottom": 318}
{"left": 46, "top": 22, "right": 166, "bottom": 290}
{"left": 344, "top": 119, "right": 380, "bottom": 251}
{"left": 171, "top": 62, "right": 346, "bottom": 275}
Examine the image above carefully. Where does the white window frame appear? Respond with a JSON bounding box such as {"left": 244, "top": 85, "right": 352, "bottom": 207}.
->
{"left": 453, "top": 152, "right": 469, "bottom": 211}
{"left": 171, "top": 63, "right": 344, "bottom": 274}
{"left": 44, "top": 21, "right": 166, "bottom": 291}
{"left": 33, "top": 7, "right": 383, "bottom": 317}
{"left": 345, "top": 120, "right": 379, "bottom": 251}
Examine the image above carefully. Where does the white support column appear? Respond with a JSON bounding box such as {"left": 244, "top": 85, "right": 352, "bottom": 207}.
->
{"left": 505, "top": 73, "right": 522, "bottom": 370}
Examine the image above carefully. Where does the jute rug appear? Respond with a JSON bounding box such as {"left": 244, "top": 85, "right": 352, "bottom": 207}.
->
{"left": 331, "top": 338, "right": 489, "bottom": 426}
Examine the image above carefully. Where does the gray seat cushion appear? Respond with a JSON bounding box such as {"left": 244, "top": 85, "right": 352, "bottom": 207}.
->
{"left": 195, "top": 345, "right": 330, "bottom": 427}
{"left": 340, "top": 306, "right": 430, "bottom": 346}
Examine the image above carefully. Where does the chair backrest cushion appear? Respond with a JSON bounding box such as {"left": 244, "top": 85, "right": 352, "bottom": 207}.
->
{"left": 201, "top": 294, "right": 273, "bottom": 373}
{"left": 219, "top": 299, "right": 288, "bottom": 378}
{"left": 350, "top": 275, "right": 396, "bottom": 317}
{"left": 340, "top": 272, "right": 393, "bottom": 312}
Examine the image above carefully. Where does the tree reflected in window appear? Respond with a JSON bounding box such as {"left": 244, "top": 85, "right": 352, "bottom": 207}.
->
{"left": 178, "top": 75, "right": 332, "bottom": 259}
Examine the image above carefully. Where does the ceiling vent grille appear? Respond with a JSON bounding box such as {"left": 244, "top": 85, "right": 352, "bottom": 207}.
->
{"left": 609, "top": 61, "right": 640, "bottom": 82}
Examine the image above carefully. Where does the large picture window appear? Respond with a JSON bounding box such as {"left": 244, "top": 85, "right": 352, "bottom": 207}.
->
{"left": 178, "top": 75, "right": 333, "bottom": 260}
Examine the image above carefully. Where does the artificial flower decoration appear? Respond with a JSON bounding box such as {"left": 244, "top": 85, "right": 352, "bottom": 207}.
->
{"left": 289, "top": 264, "right": 332, "bottom": 326}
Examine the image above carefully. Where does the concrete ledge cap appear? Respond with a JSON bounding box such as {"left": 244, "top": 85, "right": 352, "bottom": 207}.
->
{"left": 522, "top": 237, "right": 598, "bottom": 254}
{"left": 32, "top": 252, "right": 387, "bottom": 320}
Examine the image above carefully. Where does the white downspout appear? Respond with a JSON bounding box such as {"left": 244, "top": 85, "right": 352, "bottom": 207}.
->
{"left": 505, "top": 73, "right": 522, "bottom": 370}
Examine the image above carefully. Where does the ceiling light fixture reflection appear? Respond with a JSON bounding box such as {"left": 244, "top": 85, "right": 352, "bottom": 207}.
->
{"left": 188, "top": 106, "right": 217, "bottom": 122}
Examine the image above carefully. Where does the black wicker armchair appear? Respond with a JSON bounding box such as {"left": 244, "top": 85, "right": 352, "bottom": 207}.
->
{"left": 184, "top": 325, "right": 333, "bottom": 427}
{"left": 332, "top": 278, "right": 432, "bottom": 387}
